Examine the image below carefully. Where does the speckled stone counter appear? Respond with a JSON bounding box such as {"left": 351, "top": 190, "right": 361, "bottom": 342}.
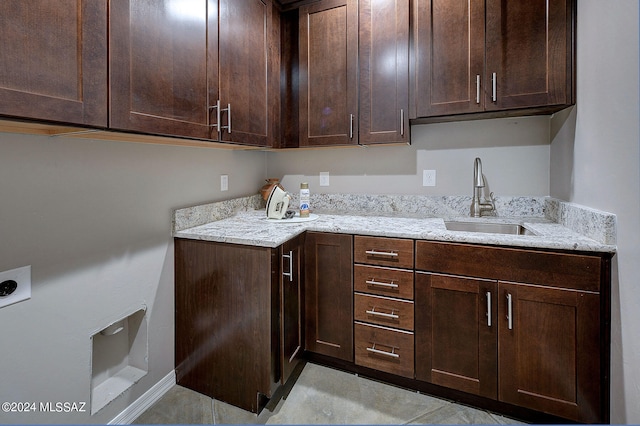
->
{"left": 172, "top": 194, "right": 617, "bottom": 253}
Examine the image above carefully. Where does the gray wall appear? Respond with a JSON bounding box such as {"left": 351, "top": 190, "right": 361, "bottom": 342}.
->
{"left": 0, "top": 133, "right": 266, "bottom": 424}
{"left": 268, "top": 116, "right": 551, "bottom": 197}
{"left": 550, "top": 1, "right": 640, "bottom": 423}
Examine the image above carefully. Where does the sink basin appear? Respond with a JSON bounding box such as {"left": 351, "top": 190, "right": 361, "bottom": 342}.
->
{"left": 444, "top": 221, "right": 535, "bottom": 236}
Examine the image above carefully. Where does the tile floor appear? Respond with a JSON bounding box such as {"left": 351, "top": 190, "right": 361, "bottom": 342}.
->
{"left": 133, "top": 363, "right": 524, "bottom": 424}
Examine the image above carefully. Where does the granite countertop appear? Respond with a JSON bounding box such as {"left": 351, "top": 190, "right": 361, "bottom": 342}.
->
{"left": 173, "top": 194, "right": 617, "bottom": 253}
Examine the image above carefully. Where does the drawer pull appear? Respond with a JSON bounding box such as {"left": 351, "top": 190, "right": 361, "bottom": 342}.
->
{"left": 365, "top": 279, "right": 399, "bottom": 289}
{"left": 366, "top": 307, "right": 399, "bottom": 320}
{"left": 365, "top": 250, "right": 398, "bottom": 257}
{"left": 366, "top": 343, "right": 399, "bottom": 359}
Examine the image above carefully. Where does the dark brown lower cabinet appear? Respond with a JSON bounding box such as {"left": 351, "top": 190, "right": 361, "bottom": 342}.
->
{"left": 498, "top": 281, "right": 601, "bottom": 423}
{"left": 304, "top": 232, "right": 353, "bottom": 361}
{"left": 415, "top": 273, "right": 498, "bottom": 399}
{"left": 175, "top": 232, "right": 610, "bottom": 423}
{"left": 280, "top": 233, "right": 305, "bottom": 384}
{"left": 415, "top": 240, "right": 609, "bottom": 423}
{"left": 174, "top": 238, "right": 279, "bottom": 413}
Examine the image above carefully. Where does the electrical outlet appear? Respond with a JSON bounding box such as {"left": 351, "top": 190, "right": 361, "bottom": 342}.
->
{"left": 423, "top": 170, "right": 436, "bottom": 187}
{"left": 220, "top": 175, "right": 228, "bottom": 191}
{"left": 0, "top": 265, "right": 31, "bottom": 309}
{"left": 319, "top": 172, "right": 330, "bottom": 186}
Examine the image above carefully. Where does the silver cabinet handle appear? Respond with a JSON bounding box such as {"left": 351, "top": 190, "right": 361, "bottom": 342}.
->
{"left": 349, "top": 113, "right": 354, "bottom": 139}
{"left": 400, "top": 109, "right": 405, "bottom": 136}
{"left": 366, "top": 343, "right": 399, "bottom": 358}
{"left": 365, "top": 250, "right": 398, "bottom": 257}
{"left": 476, "top": 75, "right": 481, "bottom": 104}
{"left": 221, "top": 103, "right": 231, "bottom": 133}
{"left": 486, "top": 291, "right": 492, "bottom": 327}
{"left": 492, "top": 72, "right": 497, "bottom": 102}
{"left": 365, "top": 307, "right": 399, "bottom": 320}
{"left": 209, "top": 99, "right": 221, "bottom": 132}
{"left": 506, "top": 293, "right": 513, "bottom": 330}
{"left": 365, "top": 279, "right": 399, "bottom": 289}
{"left": 282, "top": 250, "right": 293, "bottom": 282}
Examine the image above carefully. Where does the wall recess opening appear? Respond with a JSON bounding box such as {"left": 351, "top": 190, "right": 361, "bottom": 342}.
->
{"left": 90, "top": 307, "right": 148, "bottom": 415}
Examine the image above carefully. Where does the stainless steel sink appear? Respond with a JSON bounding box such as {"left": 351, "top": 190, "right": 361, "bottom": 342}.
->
{"left": 444, "top": 221, "right": 535, "bottom": 236}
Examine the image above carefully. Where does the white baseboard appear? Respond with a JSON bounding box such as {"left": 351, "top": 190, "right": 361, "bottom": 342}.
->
{"left": 109, "top": 370, "right": 176, "bottom": 425}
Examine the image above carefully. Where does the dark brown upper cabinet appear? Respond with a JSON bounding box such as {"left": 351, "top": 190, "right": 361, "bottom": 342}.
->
{"left": 110, "top": 0, "right": 279, "bottom": 146}
{"left": 0, "top": 0, "right": 108, "bottom": 127}
{"left": 298, "top": 0, "right": 409, "bottom": 147}
{"left": 359, "top": 0, "right": 410, "bottom": 145}
{"left": 298, "top": 0, "right": 358, "bottom": 146}
{"left": 218, "top": 0, "right": 280, "bottom": 146}
{"left": 412, "top": 0, "right": 575, "bottom": 121}
{"left": 109, "top": 0, "right": 210, "bottom": 139}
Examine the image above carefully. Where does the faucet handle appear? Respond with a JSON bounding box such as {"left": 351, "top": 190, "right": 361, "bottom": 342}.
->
{"left": 487, "top": 192, "right": 496, "bottom": 209}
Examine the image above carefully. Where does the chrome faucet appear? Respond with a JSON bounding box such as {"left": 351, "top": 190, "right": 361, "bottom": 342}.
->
{"left": 470, "top": 157, "right": 495, "bottom": 217}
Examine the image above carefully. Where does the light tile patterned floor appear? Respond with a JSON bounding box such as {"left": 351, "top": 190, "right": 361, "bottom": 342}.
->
{"left": 134, "top": 363, "right": 524, "bottom": 424}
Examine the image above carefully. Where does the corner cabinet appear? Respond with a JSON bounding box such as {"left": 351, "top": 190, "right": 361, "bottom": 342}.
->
{"left": 0, "top": 0, "right": 107, "bottom": 127}
{"left": 298, "top": 0, "right": 409, "bottom": 146}
{"left": 110, "top": 0, "right": 279, "bottom": 146}
{"left": 412, "top": 0, "right": 575, "bottom": 120}
{"left": 298, "top": 0, "right": 358, "bottom": 147}
{"left": 304, "top": 232, "right": 354, "bottom": 361}
{"left": 415, "top": 241, "right": 608, "bottom": 424}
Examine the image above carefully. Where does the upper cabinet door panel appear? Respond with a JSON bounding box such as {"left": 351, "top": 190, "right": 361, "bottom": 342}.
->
{"left": 414, "top": 0, "right": 485, "bottom": 117}
{"left": 485, "top": 0, "right": 572, "bottom": 110}
{"left": 359, "top": 0, "right": 410, "bottom": 145}
{"left": 109, "top": 0, "right": 212, "bottom": 139}
{"left": 0, "top": 0, "right": 107, "bottom": 127}
{"left": 218, "top": 0, "right": 275, "bottom": 146}
{"left": 299, "top": 0, "right": 358, "bottom": 146}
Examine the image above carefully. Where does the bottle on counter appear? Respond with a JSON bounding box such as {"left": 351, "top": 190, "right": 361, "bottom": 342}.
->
{"left": 299, "top": 182, "right": 310, "bottom": 218}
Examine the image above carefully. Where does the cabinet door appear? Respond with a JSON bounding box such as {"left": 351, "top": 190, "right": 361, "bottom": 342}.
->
{"left": 299, "top": 0, "right": 358, "bottom": 146}
{"left": 304, "top": 232, "right": 353, "bottom": 361}
{"left": 358, "top": 0, "right": 409, "bottom": 145}
{"left": 415, "top": 273, "right": 497, "bottom": 398}
{"left": 109, "top": 0, "right": 213, "bottom": 139}
{"left": 413, "top": 0, "right": 485, "bottom": 117}
{"left": 498, "top": 282, "right": 601, "bottom": 423}
{"left": 218, "top": 0, "right": 279, "bottom": 146}
{"left": 485, "top": 0, "right": 573, "bottom": 110}
{"left": 0, "top": 0, "right": 107, "bottom": 127}
{"left": 280, "top": 234, "right": 304, "bottom": 384}
{"left": 175, "top": 239, "right": 278, "bottom": 413}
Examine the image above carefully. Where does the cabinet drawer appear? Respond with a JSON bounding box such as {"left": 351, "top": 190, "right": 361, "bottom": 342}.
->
{"left": 354, "top": 293, "right": 414, "bottom": 331}
{"left": 355, "top": 322, "right": 414, "bottom": 378}
{"left": 354, "top": 236, "right": 414, "bottom": 268}
{"left": 354, "top": 265, "right": 414, "bottom": 299}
